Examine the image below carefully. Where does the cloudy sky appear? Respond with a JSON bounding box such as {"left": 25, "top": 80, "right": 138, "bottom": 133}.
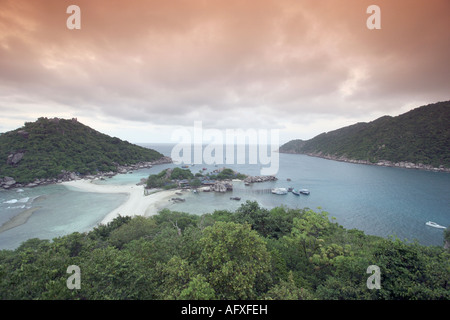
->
{"left": 1, "top": 0, "right": 449, "bottom": 144}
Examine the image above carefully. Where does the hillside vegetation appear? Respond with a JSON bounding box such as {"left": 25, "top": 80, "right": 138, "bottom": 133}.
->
{"left": 280, "top": 101, "right": 450, "bottom": 168}
{"left": 0, "top": 201, "right": 448, "bottom": 300}
{"left": 0, "top": 117, "right": 163, "bottom": 183}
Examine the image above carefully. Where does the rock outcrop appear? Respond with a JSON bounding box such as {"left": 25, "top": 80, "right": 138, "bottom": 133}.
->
{"left": 211, "top": 181, "right": 233, "bottom": 193}
{"left": 6, "top": 152, "right": 25, "bottom": 165}
{"left": 243, "top": 175, "right": 278, "bottom": 183}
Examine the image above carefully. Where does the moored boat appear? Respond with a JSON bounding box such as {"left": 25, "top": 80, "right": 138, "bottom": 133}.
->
{"left": 271, "top": 188, "right": 288, "bottom": 195}
{"left": 299, "top": 189, "right": 310, "bottom": 195}
{"left": 425, "top": 221, "right": 446, "bottom": 229}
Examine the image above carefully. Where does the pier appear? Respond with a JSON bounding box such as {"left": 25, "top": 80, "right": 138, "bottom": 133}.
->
{"left": 233, "top": 188, "right": 274, "bottom": 195}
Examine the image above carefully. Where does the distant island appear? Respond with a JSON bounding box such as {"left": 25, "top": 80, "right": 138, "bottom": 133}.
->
{"left": 0, "top": 117, "right": 171, "bottom": 189}
{"left": 279, "top": 101, "right": 450, "bottom": 172}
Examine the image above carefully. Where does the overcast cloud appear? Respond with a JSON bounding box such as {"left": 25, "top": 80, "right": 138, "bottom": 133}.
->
{"left": 0, "top": 0, "right": 449, "bottom": 143}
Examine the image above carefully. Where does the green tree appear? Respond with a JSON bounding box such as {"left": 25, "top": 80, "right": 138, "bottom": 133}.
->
{"left": 179, "top": 274, "right": 216, "bottom": 300}
{"left": 264, "top": 271, "right": 315, "bottom": 300}
{"left": 286, "top": 209, "right": 331, "bottom": 260}
{"left": 170, "top": 167, "right": 194, "bottom": 180}
{"left": 89, "top": 215, "right": 132, "bottom": 242}
{"left": 444, "top": 228, "right": 450, "bottom": 250}
{"left": 197, "top": 222, "right": 271, "bottom": 299}
{"left": 373, "top": 239, "right": 450, "bottom": 300}
{"left": 146, "top": 175, "right": 165, "bottom": 188}
{"left": 154, "top": 256, "right": 195, "bottom": 299}
{"left": 189, "top": 178, "right": 201, "bottom": 188}
{"left": 109, "top": 216, "right": 157, "bottom": 249}
{"left": 79, "top": 246, "right": 153, "bottom": 299}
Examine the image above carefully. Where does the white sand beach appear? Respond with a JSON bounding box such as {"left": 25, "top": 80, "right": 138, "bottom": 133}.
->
{"left": 61, "top": 180, "right": 180, "bottom": 225}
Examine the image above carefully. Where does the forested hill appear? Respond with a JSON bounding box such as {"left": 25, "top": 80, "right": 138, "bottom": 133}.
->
{"left": 0, "top": 117, "right": 164, "bottom": 184}
{"left": 279, "top": 101, "right": 450, "bottom": 169}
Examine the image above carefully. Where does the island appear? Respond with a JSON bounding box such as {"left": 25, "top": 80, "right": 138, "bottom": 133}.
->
{"left": 0, "top": 117, "right": 172, "bottom": 190}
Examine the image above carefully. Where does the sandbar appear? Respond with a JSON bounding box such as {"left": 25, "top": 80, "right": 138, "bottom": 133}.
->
{"left": 61, "top": 179, "right": 180, "bottom": 225}
{"left": 0, "top": 207, "right": 41, "bottom": 233}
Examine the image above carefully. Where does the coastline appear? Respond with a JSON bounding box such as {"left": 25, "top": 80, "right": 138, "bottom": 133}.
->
{"left": 280, "top": 151, "right": 450, "bottom": 173}
{"left": 61, "top": 180, "right": 179, "bottom": 225}
{"left": 0, "top": 156, "right": 173, "bottom": 191}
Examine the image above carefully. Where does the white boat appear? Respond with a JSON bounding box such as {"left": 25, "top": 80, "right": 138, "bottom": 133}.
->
{"left": 425, "top": 221, "right": 446, "bottom": 229}
{"left": 271, "top": 188, "right": 288, "bottom": 195}
{"left": 299, "top": 189, "right": 310, "bottom": 195}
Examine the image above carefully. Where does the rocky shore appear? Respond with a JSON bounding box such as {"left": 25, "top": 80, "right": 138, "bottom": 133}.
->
{"left": 0, "top": 156, "right": 172, "bottom": 190}
{"left": 243, "top": 175, "right": 278, "bottom": 183}
{"left": 286, "top": 151, "right": 450, "bottom": 173}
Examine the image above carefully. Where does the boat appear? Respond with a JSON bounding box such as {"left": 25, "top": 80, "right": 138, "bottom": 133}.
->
{"left": 181, "top": 165, "right": 189, "bottom": 168}
{"left": 291, "top": 189, "right": 300, "bottom": 196}
{"left": 299, "top": 189, "right": 310, "bottom": 195}
{"left": 425, "top": 221, "right": 446, "bottom": 229}
{"left": 271, "top": 188, "right": 288, "bottom": 195}
{"left": 230, "top": 197, "right": 241, "bottom": 201}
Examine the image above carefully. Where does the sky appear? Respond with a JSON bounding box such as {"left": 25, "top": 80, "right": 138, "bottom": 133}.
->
{"left": 0, "top": 0, "right": 449, "bottom": 144}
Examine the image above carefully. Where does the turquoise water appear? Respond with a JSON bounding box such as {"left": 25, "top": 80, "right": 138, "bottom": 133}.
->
{"left": 0, "top": 143, "right": 449, "bottom": 250}
{"left": 0, "top": 185, "right": 128, "bottom": 250}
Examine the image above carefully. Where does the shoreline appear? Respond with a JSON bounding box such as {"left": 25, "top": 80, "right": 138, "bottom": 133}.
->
{"left": 61, "top": 180, "right": 180, "bottom": 225}
{"left": 280, "top": 151, "right": 450, "bottom": 173}
{"left": 0, "top": 156, "right": 173, "bottom": 191}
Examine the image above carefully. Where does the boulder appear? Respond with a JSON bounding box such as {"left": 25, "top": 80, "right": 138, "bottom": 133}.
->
{"left": 6, "top": 152, "right": 24, "bottom": 165}
{"left": 4, "top": 179, "right": 16, "bottom": 186}
{"left": 211, "top": 181, "right": 233, "bottom": 192}
{"left": 69, "top": 172, "right": 78, "bottom": 180}
{"left": 17, "top": 130, "right": 29, "bottom": 139}
{"left": 26, "top": 183, "right": 38, "bottom": 188}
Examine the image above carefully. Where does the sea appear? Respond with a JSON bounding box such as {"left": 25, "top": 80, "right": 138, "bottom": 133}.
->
{"left": 0, "top": 143, "right": 449, "bottom": 250}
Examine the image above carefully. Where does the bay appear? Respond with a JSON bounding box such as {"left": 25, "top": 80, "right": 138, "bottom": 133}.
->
{"left": 153, "top": 143, "right": 450, "bottom": 246}
{"left": 0, "top": 143, "right": 448, "bottom": 250}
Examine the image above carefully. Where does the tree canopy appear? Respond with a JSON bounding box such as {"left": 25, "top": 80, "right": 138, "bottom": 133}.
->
{"left": 1, "top": 201, "right": 448, "bottom": 300}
